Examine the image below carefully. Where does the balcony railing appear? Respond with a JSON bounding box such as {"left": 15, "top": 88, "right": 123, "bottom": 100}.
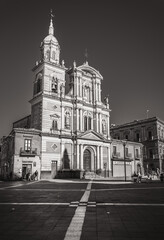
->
{"left": 20, "top": 148, "right": 37, "bottom": 156}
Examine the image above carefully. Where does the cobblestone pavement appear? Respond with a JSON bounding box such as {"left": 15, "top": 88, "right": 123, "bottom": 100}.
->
{"left": 0, "top": 179, "right": 164, "bottom": 240}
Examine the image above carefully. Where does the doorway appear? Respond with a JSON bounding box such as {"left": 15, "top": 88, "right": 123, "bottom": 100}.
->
{"left": 22, "top": 164, "right": 32, "bottom": 179}
{"left": 51, "top": 161, "right": 57, "bottom": 179}
{"left": 83, "top": 149, "right": 91, "bottom": 171}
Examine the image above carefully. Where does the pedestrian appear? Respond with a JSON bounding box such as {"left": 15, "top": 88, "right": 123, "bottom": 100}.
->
{"left": 82, "top": 171, "right": 86, "bottom": 180}
{"left": 35, "top": 170, "right": 38, "bottom": 181}
{"left": 138, "top": 172, "right": 142, "bottom": 183}
{"left": 9, "top": 171, "right": 13, "bottom": 180}
{"left": 28, "top": 172, "right": 31, "bottom": 181}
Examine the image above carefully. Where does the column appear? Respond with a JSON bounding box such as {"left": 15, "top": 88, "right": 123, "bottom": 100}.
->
{"left": 80, "top": 78, "right": 82, "bottom": 97}
{"left": 99, "top": 113, "right": 102, "bottom": 134}
{"left": 108, "top": 146, "right": 111, "bottom": 171}
{"left": 90, "top": 88, "right": 92, "bottom": 103}
{"left": 80, "top": 109, "right": 83, "bottom": 131}
{"left": 76, "top": 76, "right": 78, "bottom": 96}
{"left": 107, "top": 115, "right": 110, "bottom": 138}
{"left": 61, "top": 105, "right": 64, "bottom": 130}
{"left": 98, "top": 84, "right": 100, "bottom": 102}
{"left": 97, "top": 146, "right": 100, "bottom": 170}
{"left": 80, "top": 144, "right": 83, "bottom": 169}
{"left": 99, "top": 84, "right": 101, "bottom": 102}
{"left": 100, "top": 146, "right": 103, "bottom": 169}
{"left": 77, "top": 144, "right": 79, "bottom": 169}
{"left": 95, "top": 83, "right": 97, "bottom": 102}
{"left": 76, "top": 108, "right": 79, "bottom": 131}
{"left": 96, "top": 112, "right": 99, "bottom": 132}
{"left": 71, "top": 107, "right": 74, "bottom": 131}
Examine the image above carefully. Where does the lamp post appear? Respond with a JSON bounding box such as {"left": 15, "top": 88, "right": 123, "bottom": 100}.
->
{"left": 123, "top": 141, "right": 127, "bottom": 182}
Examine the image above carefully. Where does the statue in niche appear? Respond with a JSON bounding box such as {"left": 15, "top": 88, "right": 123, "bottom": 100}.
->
{"left": 104, "top": 96, "right": 109, "bottom": 105}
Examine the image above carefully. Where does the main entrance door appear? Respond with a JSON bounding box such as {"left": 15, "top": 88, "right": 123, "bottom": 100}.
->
{"left": 83, "top": 149, "right": 91, "bottom": 171}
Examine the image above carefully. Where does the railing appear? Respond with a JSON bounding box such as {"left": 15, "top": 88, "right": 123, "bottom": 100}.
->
{"left": 20, "top": 148, "right": 37, "bottom": 156}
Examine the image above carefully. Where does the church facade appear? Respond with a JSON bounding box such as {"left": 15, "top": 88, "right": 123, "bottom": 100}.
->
{"left": 0, "top": 16, "right": 143, "bottom": 180}
{"left": 29, "top": 16, "right": 111, "bottom": 179}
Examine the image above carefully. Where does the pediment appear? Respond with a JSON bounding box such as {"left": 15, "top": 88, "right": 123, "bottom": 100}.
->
{"left": 78, "top": 131, "right": 105, "bottom": 141}
{"left": 77, "top": 64, "right": 103, "bottom": 79}
{"left": 50, "top": 114, "right": 60, "bottom": 118}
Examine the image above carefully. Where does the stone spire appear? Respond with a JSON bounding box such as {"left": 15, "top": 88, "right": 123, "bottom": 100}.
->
{"left": 49, "top": 10, "right": 54, "bottom": 35}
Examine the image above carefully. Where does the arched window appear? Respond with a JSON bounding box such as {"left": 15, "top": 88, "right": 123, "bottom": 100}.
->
{"left": 65, "top": 112, "right": 70, "bottom": 129}
{"left": 52, "top": 78, "right": 58, "bottom": 93}
{"left": 46, "top": 50, "right": 50, "bottom": 60}
{"left": 88, "top": 117, "right": 92, "bottom": 130}
{"left": 84, "top": 116, "right": 88, "bottom": 131}
{"left": 52, "top": 120, "right": 58, "bottom": 130}
{"left": 84, "top": 114, "right": 92, "bottom": 131}
{"left": 37, "top": 78, "right": 41, "bottom": 93}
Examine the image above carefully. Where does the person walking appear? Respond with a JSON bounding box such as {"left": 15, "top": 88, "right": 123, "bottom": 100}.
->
{"left": 138, "top": 172, "right": 142, "bottom": 183}
{"left": 35, "top": 170, "right": 38, "bottom": 181}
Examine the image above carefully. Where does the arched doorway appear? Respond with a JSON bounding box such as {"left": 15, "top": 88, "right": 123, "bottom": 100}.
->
{"left": 83, "top": 149, "right": 91, "bottom": 171}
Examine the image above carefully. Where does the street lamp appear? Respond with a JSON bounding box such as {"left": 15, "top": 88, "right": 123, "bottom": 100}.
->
{"left": 123, "top": 140, "right": 127, "bottom": 182}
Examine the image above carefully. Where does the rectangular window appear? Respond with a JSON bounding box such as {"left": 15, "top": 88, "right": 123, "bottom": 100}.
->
{"left": 148, "top": 131, "right": 152, "bottom": 140}
{"left": 149, "top": 149, "right": 153, "bottom": 158}
{"left": 113, "top": 146, "right": 117, "bottom": 155}
{"left": 24, "top": 139, "right": 32, "bottom": 152}
{"left": 136, "top": 133, "right": 140, "bottom": 142}
{"left": 135, "top": 149, "right": 139, "bottom": 158}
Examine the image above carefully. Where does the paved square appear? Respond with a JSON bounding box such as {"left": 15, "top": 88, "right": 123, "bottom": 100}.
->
{"left": 0, "top": 180, "right": 164, "bottom": 240}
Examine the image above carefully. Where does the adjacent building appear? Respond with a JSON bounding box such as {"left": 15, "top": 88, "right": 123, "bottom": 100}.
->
{"left": 111, "top": 117, "right": 164, "bottom": 174}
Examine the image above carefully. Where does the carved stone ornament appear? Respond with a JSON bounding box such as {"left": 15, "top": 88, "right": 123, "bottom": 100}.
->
{"left": 51, "top": 144, "right": 57, "bottom": 151}
{"left": 50, "top": 114, "right": 60, "bottom": 119}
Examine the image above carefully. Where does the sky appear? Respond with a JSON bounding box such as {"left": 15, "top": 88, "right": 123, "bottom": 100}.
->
{"left": 0, "top": 0, "right": 164, "bottom": 138}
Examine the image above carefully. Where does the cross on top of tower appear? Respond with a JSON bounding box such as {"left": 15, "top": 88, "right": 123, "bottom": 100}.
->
{"left": 50, "top": 9, "right": 54, "bottom": 20}
{"left": 49, "top": 9, "right": 54, "bottom": 35}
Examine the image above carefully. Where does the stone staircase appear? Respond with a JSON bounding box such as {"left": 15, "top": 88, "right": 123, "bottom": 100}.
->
{"left": 84, "top": 171, "right": 103, "bottom": 179}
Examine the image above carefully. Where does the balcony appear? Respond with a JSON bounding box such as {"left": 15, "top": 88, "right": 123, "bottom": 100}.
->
{"left": 20, "top": 148, "right": 37, "bottom": 157}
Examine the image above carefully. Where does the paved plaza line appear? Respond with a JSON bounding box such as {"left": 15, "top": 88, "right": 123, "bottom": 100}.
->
{"left": 0, "top": 189, "right": 86, "bottom": 191}
{"left": 0, "top": 202, "right": 70, "bottom": 205}
{"left": 64, "top": 180, "right": 92, "bottom": 240}
{"left": 0, "top": 181, "right": 36, "bottom": 190}
{"left": 97, "top": 203, "right": 164, "bottom": 206}
{"left": 0, "top": 202, "right": 164, "bottom": 207}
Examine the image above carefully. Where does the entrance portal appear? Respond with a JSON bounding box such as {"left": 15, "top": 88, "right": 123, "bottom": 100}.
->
{"left": 83, "top": 149, "right": 91, "bottom": 171}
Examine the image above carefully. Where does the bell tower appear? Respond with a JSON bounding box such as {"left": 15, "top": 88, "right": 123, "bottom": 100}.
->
{"left": 30, "top": 11, "right": 66, "bottom": 131}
